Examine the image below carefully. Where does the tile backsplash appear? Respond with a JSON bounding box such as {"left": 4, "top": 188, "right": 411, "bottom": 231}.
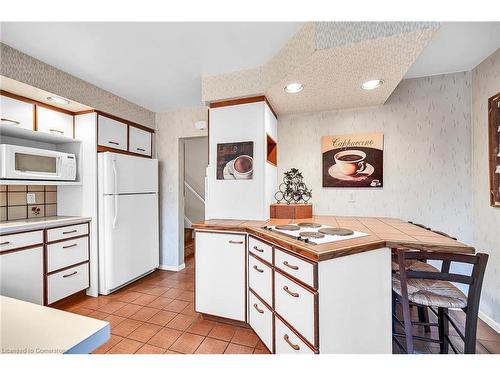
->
{"left": 0, "top": 185, "right": 57, "bottom": 222}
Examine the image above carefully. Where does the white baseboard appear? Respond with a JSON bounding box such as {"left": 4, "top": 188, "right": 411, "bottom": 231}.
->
{"left": 479, "top": 310, "right": 500, "bottom": 334}
{"left": 158, "top": 263, "right": 186, "bottom": 272}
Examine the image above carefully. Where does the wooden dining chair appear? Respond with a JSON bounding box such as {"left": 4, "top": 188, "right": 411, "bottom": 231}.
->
{"left": 392, "top": 249, "right": 488, "bottom": 354}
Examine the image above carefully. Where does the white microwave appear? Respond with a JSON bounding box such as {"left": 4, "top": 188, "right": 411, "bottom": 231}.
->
{"left": 0, "top": 144, "right": 76, "bottom": 181}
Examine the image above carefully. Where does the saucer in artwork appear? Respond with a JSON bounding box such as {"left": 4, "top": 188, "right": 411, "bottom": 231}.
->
{"left": 328, "top": 163, "right": 375, "bottom": 181}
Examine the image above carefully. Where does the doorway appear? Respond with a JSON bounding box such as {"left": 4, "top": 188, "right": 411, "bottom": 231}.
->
{"left": 180, "top": 136, "right": 208, "bottom": 264}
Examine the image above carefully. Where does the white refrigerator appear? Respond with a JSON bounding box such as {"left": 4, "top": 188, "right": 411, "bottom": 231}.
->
{"left": 98, "top": 152, "right": 159, "bottom": 295}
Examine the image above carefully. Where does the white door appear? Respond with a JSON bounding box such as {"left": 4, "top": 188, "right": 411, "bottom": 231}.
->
{"left": 195, "top": 232, "right": 246, "bottom": 321}
{"left": 99, "top": 152, "right": 158, "bottom": 194}
{"left": 100, "top": 193, "right": 159, "bottom": 293}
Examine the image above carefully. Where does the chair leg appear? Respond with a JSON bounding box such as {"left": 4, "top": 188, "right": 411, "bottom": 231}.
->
{"left": 401, "top": 295, "right": 414, "bottom": 353}
{"left": 417, "top": 306, "right": 431, "bottom": 333}
{"left": 392, "top": 292, "right": 397, "bottom": 334}
{"left": 438, "top": 307, "right": 449, "bottom": 354}
{"left": 464, "top": 308, "right": 479, "bottom": 354}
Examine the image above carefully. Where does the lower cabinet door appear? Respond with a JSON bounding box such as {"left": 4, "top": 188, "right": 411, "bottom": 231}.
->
{"left": 249, "top": 291, "right": 273, "bottom": 352}
{"left": 0, "top": 246, "right": 43, "bottom": 304}
{"left": 195, "top": 231, "right": 246, "bottom": 321}
{"left": 275, "top": 317, "right": 315, "bottom": 354}
{"left": 47, "top": 262, "right": 89, "bottom": 304}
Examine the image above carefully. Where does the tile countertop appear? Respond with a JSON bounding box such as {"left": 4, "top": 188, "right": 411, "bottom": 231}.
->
{"left": 0, "top": 296, "right": 109, "bottom": 354}
{"left": 192, "top": 216, "right": 475, "bottom": 262}
{"left": 0, "top": 216, "right": 91, "bottom": 235}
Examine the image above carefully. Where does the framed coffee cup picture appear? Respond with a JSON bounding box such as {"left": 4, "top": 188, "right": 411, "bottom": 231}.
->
{"left": 322, "top": 133, "right": 384, "bottom": 188}
{"left": 216, "top": 141, "right": 254, "bottom": 180}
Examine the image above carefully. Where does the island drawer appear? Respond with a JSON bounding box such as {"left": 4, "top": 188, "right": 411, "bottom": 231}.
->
{"left": 274, "top": 248, "right": 316, "bottom": 289}
{"left": 249, "top": 291, "right": 273, "bottom": 353}
{"left": 47, "top": 236, "right": 89, "bottom": 273}
{"left": 0, "top": 230, "right": 43, "bottom": 253}
{"left": 248, "top": 253, "right": 273, "bottom": 306}
{"left": 46, "top": 223, "right": 89, "bottom": 243}
{"left": 275, "top": 316, "right": 315, "bottom": 354}
{"left": 248, "top": 236, "right": 272, "bottom": 264}
{"left": 47, "top": 262, "right": 89, "bottom": 304}
{"left": 274, "top": 271, "right": 316, "bottom": 347}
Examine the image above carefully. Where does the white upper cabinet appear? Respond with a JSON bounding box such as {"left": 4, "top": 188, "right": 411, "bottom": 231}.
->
{"left": 97, "top": 114, "right": 128, "bottom": 151}
{"left": 36, "top": 106, "right": 74, "bottom": 138}
{"left": 129, "top": 126, "right": 152, "bottom": 156}
{"left": 0, "top": 95, "right": 35, "bottom": 131}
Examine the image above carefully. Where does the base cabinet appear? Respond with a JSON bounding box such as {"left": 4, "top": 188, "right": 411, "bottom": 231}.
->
{"left": 195, "top": 231, "right": 246, "bottom": 321}
{"left": 248, "top": 291, "right": 273, "bottom": 352}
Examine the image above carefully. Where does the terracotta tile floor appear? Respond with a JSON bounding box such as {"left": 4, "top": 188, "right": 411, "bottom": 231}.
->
{"left": 58, "top": 256, "right": 270, "bottom": 354}
{"left": 58, "top": 255, "right": 499, "bottom": 354}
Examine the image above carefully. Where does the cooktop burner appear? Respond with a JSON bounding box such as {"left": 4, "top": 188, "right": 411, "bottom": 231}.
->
{"left": 297, "top": 222, "right": 322, "bottom": 228}
{"left": 318, "top": 227, "right": 354, "bottom": 236}
{"left": 299, "top": 231, "right": 325, "bottom": 239}
{"left": 275, "top": 224, "right": 301, "bottom": 231}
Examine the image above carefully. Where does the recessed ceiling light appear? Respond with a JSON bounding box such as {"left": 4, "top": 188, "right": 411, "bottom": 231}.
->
{"left": 47, "top": 96, "right": 70, "bottom": 105}
{"left": 361, "top": 79, "right": 384, "bottom": 90}
{"left": 284, "top": 82, "right": 304, "bottom": 94}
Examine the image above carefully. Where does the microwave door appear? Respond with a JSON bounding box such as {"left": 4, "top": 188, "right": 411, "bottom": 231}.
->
{"left": 14, "top": 152, "right": 58, "bottom": 179}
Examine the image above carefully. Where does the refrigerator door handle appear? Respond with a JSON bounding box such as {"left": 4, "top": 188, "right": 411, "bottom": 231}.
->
{"left": 112, "top": 159, "right": 119, "bottom": 228}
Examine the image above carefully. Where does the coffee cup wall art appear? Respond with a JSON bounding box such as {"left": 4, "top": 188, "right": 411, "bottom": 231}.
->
{"left": 322, "top": 133, "right": 384, "bottom": 188}
{"left": 216, "top": 141, "right": 254, "bottom": 180}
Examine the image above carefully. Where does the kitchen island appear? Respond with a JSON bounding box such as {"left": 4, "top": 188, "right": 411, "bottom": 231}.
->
{"left": 192, "top": 216, "right": 474, "bottom": 354}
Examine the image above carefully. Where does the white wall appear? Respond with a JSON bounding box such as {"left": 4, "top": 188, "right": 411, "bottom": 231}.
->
{"left": 471, "top": 48, "right": 500, "bottom": 330}
{"left": 278, "top": 72, "right": 473, "bottom": 244}
{"left": 156, "top": 107, "right": 208, "bottom": 269}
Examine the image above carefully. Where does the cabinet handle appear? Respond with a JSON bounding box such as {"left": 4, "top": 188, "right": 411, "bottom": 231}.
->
{"left": 108, "top": 141, "right": 120, "bottom": 145}
{"left": 283, "top": 334, "right": 300, "bottom": 350}
{"left": 283, "top": 261, "right": 299, "bottom": 270}
{"left": 62, "top": 271, "right": 78, "bottom": 278}
{"left": 253, "top": 303, "right": 264, "bottom": 314}
{"left": 62, "top": 229, "right": 77, "bottom": 235}
{"left": 253, "top": 265, "right": 264, "bottom": 273}
{"left": 1, "top": 118, "right": 20, "bottom": 125}
{"left": 253, "top": 246, "right": 264, "bottom": 253}
{"left": 136, "top": 148, "right": 146, "bottom": 152}
{"left": 49, "top": 129, "right": 64, "bottom": 135}
{"left": 283, "top": 286, "right": 299, "bottom": 298}
{"left": 62, "top": 243, "right": 77, "bottom": 249}
{"left": 228, "top": 240, "right": 243, "bottom": 244}
{"left": 0, "top": 241, "right": 11, "bottom": 245}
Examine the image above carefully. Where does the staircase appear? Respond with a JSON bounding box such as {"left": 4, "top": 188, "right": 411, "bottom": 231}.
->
{"left": 184, "top": 227, "right": 195, "bottom": 259}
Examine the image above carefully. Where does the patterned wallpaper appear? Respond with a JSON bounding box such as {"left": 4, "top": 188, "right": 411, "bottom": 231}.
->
{"left": 277, "top": 72, "right": 473, "bottom": 244}
{"left": 471, "top": 48, "right": 500, "bottom": 326}
{"left": 0, "top": 43, "right": 155, "bottom": 128}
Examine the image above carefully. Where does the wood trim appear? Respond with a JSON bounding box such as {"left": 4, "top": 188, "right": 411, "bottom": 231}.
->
{"left": 488, "top": 92, "right": 500, "bottom": 207}
{"left": 201, "top": 313, "right": 251, "bottom": 328}
{"left": 96, "top": 111, "right": 154, "bottom": 133}
{"left": 274, "top": 310, "right": 319, "bottom": 354}
{"left": 0, "top": 243, "right": 43, "bottom": 256}
{"left": 209, "top": 95, "right": 277, "bottom": 119}
{"left": 46, "top": 259, "right": 89, "bottom": 276}
{"left": 1, "top": 90, "right": 75, "bottom": 116}
{"left": 73, "top": 109, "right": 96, "bottom": 116}
{"left": 248, "top": 288, "right": 274, "bottom": 353}
{"left": 96, "top": 145, "right": 152, "bottom": 159}
{"left": 48, "top": 290, "right": 87, "bottom": 309}
{"left": 46, "top": 233, "right": 89, "bottom": 246}
{"left": 266, "top": 133, "right": 277, "bottom": 166}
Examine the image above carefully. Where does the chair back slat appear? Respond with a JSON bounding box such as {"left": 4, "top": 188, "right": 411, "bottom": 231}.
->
{"left": 406, "top": 270, "right": 473, "bottom": 285}
{"left": 403, "top": 251, "right": 479, "bottom": 265}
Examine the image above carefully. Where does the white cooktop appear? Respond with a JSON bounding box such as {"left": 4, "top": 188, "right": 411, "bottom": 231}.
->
{"left": 264, "top": 224, "right": 369, "bottom": 245}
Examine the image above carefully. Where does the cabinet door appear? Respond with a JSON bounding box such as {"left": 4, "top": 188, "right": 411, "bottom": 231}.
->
{"left": 129, "top": 126, "right": 152, "bottom": 156}
{"left": 0, "top": 246, "right": 44, "bottom": 304}
{"left": 0, "top": 95, "right": 34, "bottom": 130}
{"left": 97, "top": 115, "right": 128, "bottom": 151}
{"left": 36, "top": 106, "right": 74, "bottom": 138}
{"left": 195, "top": 231, "right": 246, "bottom": 321}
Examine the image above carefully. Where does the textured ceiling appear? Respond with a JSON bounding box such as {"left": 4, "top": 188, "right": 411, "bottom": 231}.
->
{"left": 202, "top": 22, "right": 439, "bottom": 115}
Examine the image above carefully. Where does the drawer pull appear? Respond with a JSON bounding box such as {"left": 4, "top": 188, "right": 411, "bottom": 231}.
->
{"left": 62, "top": 230, "right": 77, "bottom": 235}
{"left": 252, "top": 245, "right": 264, "bottom": 253}
{"left": 228, "top": 240, "right": 243, "bottom": 244}
{"left": 283, "top": 334, "right": 300, "bottom": 350}
{"left": 253, "top": 265, "right": 264, "bottom": 273}
{"left": 0, "top": 241, "right": 11, "bottom": 245}
{"left": 62, "top": 271, "right": 78, "bottom": 278}
{"left": 283, "top": 286, "right": 299, "bottom": 298}
{"left": 1, "top": 118, "right": 20, "bottom": 125}
{"left": 253, "top": 303, "right": 264, "bottom": 314}
{"left": 137, "top": 148, "right": 146, "bottom": 152}
{"left": 283, "top": 261, "right": 299, "bottom": 270}
{"left": 108, "top": 141, "right": 120, "bottom": 145}
{"left": 49, "top": 129, "right": 64, "bottom": 135}
{"left": 62, "top": 243, "right": 77, "bottom": 249}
